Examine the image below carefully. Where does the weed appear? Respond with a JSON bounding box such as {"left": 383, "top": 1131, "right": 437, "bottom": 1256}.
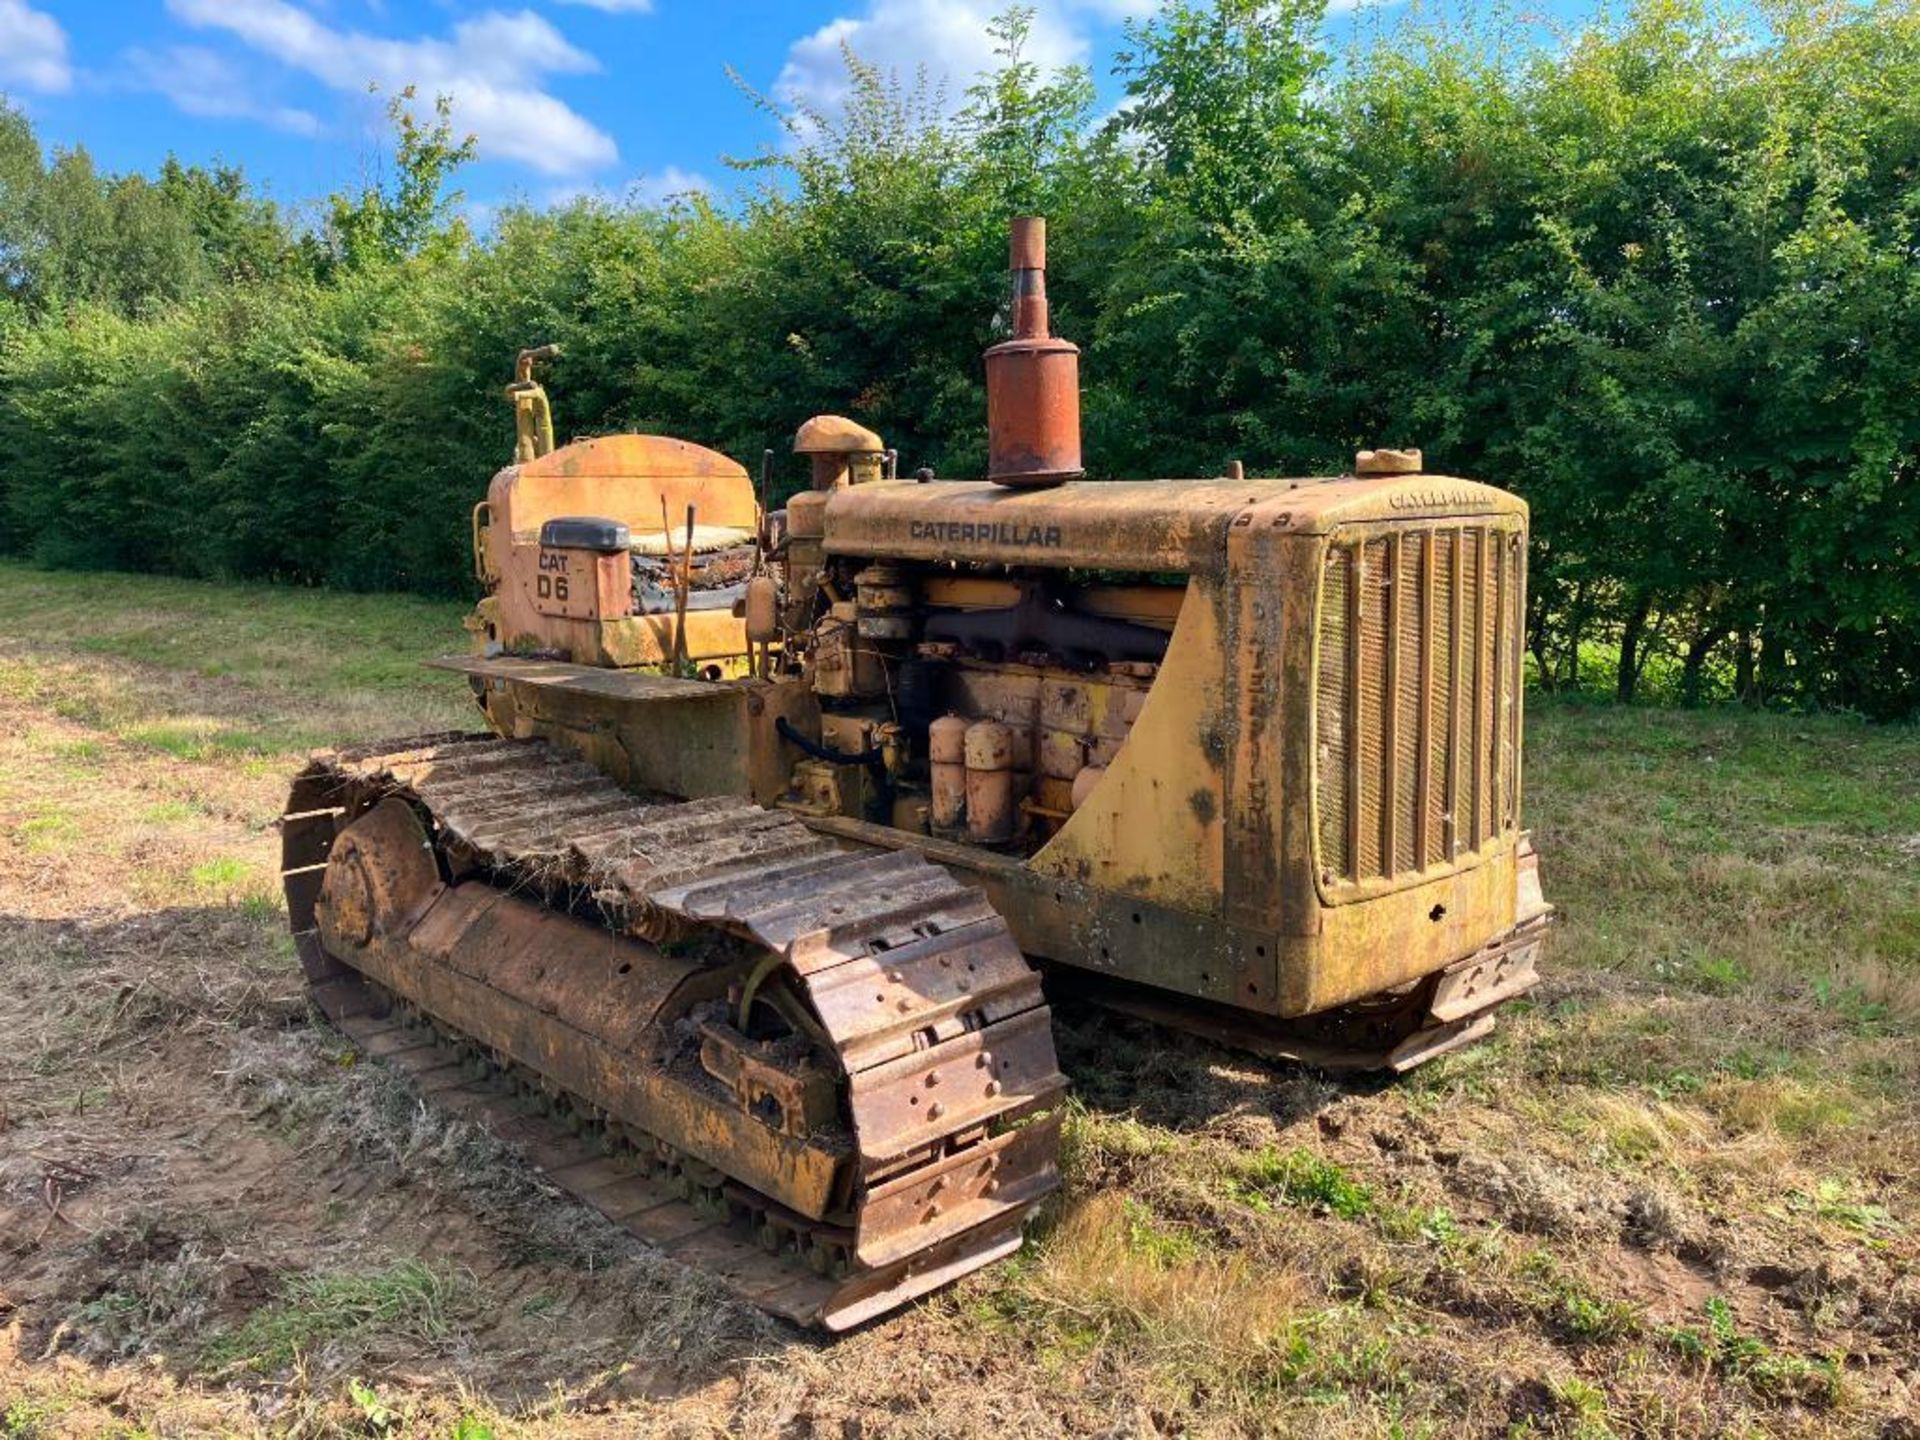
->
{"left": 2, "top": 1400, "right": 56, "bottom": 1439}
{"left": 124, "top": 722, "right": 275, "bottom": 761}
{"left": 1375, "top": 1203, "right": 1463, "bottom": 1248}
{"left": 1662, "top": 1297, "right": 1845, "bottom": 1407}
{"left": 1547, "top": 1375, "right": 1619, "bottom": 1439}
{"left": 1121, "top": 1197, "right": 1202, "bottom": 1265}
{"left": 1651, "top": 1070, "right": 1706, "bottom": 1099}
{"left": 76, "top": 1291, "right": 142, "bottom": 1330}
{"left": 1557, "top": 1288, "right": 1640, "bottom": 1344}
{"left": 1709, "top": 1076, "right": 1860, "bottom": 1137}
{"left": 239, "top": 892, "right": 281, "bottom": 922}
{"left": 189, "top": 856, "right": 253, "bottom": 891}
{"left": 346, "top": 1378, "right": 402, "bottom": 1433}
{"left": 1788, "top": 1178, "right": 1897, "bottom": 1236}
{"left": 1227, "top": 1147, "right": 1375, "bottom": 1219}
{"left": 1057, "top": 1102, "right": 1179, "bottom": 1187}
{"left": 1272, "top": 1312, "right": 1413, "bottom": 1405}
{"left": 1519, "top": 1251, "right": 1641, "bottom": 1343}
{"left": 17, "top": 809, "right": 78, "bottom": 851}
{"left": 200, "top": 1260, "right": 468, "bottom": 1375}
{"left": 984, "top": 1193, "right": 1301, "bottom": 1407}
{"left": 1692, "top": 953, "right": 1751, "bottom": 993}
{"left": 1810, "top": 978, "right": 1895, "bottom": 1036}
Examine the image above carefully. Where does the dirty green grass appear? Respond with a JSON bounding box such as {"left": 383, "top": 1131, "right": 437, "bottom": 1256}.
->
{"left": 0, "top": 562, "right": 471, "bottom": 698}
{"left": 0, "top": 560, "right": 473, "bottom": 753}
{"left": 1525, "top": 699, "right": 1920, "bottom": 979}
{"left": 199, "top": 1261, "right": 472, "bottom": 1376}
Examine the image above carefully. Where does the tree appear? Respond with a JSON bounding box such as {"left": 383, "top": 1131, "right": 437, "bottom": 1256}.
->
{"left": 326, "top": 88, "right": 478, "bottom": 270}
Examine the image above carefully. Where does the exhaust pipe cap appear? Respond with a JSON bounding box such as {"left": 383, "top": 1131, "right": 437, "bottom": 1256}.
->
{"left": 986, "top": 217, "right": 1083, "bottom": 488}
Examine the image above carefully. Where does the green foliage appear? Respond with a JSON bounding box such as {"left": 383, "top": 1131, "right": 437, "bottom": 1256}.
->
{"left": 345, "top": 1378, "right": 401, "bottom": 1433}
{"left": 0, "top": 96, "right": 305, "bottom": 318}
{"left": 326, "top": 88, "right": 478, "bottom": 270}
{"left": 2, "top": 1398, "right": 56, "bottom": 1439}
{"left": 1227, "top": 1146, "right": 1375, "bottom": 1218}
{"left": 1121, "top": 1196, "right": 1204, "bottom": 1264}
{"left": 1662, "top": 1296, "right": 1845, "bottom": 1405}
{"left": 1520, "top": 1250, "right": 1643, "bottom": 1343}
{"left": 199, "top": 1259, "right": 464, "bottom": 1374}
{"left": 0, "top": 0, "right": 1915, "bottom": 715}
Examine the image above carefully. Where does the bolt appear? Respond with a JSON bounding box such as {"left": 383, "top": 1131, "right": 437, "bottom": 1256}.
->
{"left": 985, "top": 1080, "right": 1001, "bottom": 1097}
{"left": 976, "top": 1051, "right": 993, "bottom": 1069}
{"left": 927, "top": 1102, "right": 945, "bottom": 1121}
{"left": 925, "top": 1070, "right": 941, "bottom": 1088}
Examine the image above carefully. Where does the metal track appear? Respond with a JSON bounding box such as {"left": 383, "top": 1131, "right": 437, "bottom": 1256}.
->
{"left": 281, "top": 733, "right": 1066, "bottom": 1330}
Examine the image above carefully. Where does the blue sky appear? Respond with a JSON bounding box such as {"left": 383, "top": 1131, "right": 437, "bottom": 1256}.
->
{"left": 0, "top": 0, "right": 1514, "bottom": 219}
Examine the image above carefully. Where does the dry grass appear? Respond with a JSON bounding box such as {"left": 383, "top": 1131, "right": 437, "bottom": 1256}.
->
{"left": 0, "top": 563, "right": 1916, "bottom": 1438}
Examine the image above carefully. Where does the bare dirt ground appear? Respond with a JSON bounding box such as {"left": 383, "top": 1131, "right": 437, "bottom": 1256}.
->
{"left": 1, "top": 564, "right": 1916, "bottom": 1438}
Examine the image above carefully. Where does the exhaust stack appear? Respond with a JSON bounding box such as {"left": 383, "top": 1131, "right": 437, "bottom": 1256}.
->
{"left": 985, "top": 217, "right": 1082, "bottom": 488}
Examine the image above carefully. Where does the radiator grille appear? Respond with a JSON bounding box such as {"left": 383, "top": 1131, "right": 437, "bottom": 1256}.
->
{"left": 1314, "top": 522, "right": 1523, "bottom": 895}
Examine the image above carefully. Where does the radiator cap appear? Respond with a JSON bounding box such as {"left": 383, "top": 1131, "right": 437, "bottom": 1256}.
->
{"left": 1356, "top": 447, "right": 1423, "bottom": 477}
{"left": 794, "top": 414, "right": 883, "bottom": 455}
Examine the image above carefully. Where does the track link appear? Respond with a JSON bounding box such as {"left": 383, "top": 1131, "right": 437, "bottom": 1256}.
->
{"left": 281, "top": 733, "right": 1066, "bottom": 1329}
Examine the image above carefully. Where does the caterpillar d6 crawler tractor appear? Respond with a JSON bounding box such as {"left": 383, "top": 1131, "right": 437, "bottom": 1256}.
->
{"left": 281, "top": 218, "right": 1550, "bottom": 1329}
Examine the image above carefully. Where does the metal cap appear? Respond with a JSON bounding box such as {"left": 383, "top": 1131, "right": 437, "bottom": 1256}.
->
{"left": 1355, "top": 447, "right": 1424, "bottom": 477}
{"left": 794, "top": 414, "right": 885, "bottom": 455}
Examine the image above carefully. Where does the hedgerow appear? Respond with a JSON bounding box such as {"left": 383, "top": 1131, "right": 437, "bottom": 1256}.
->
{"left": 0, "top": 1, "right": 1913, "bottom": 715}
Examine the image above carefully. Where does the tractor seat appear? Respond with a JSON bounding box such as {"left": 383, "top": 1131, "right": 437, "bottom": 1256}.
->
{"left": 628, "top": 522, "right": 758, "bottom": 556}
{"left": 528, "top": 517, "right": 758, "bottom": 556}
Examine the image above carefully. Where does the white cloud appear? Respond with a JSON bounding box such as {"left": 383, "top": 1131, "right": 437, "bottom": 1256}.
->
{"left": 165, "top": 0, "right": 618, "bottom": 176}
{"left": 771, "top": 0, "right": 1171, "bottom": 130}
{"left": 0, "top": 0, "right": 71, "bottom": 94}
{"left": 126, "top": 45, "right": 322, "bottom": 136}
{"left": 542, "top": 166, "right": 714, "bottom": 209}
{"left": 775, "top": 0, "right": 1090, "bottom": 124}
{"left": 629, "top": 165, "right": 713, "bottom": 204}
{"left": 552, "top": 0, "right": 655, "bottom": 11}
